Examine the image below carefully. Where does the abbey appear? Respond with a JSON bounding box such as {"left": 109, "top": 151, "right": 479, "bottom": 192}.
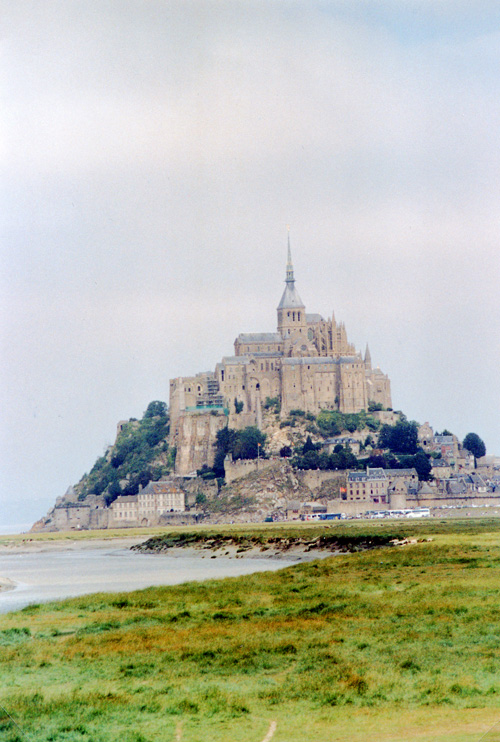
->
{"left": 169, "top": 244, "right": 391, "bottom": 474}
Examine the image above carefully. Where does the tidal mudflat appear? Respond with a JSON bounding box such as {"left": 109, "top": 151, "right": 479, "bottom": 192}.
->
{"left": 0, "top": 536, "right": 298, "bottom": 614}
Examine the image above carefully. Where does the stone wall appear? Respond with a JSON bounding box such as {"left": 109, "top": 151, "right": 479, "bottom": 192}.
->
{"left": 297, "top": 469, "right": 346, "bottom": 495}
{"left": 224, "top": 457, "right": 276, "bottom": 483}
{"left": 171, "top": 411, "right": 228, "bottom": 475}
{"left": 408, "top": 493, "right": 500, "bottom": 509}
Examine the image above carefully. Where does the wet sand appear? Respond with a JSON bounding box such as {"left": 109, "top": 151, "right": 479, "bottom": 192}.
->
{"left": 0, "top": 534, "right": 326, "bottom": 602}
{"left": 0, "top": 577, "right": 16, "bottom": 592}
{"left": 0, "top": 535, "right": 150, "bottom": 555}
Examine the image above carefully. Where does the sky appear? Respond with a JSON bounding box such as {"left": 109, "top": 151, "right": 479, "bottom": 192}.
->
{"left": 1, "top": 0, "right": 499, "bottom": 530}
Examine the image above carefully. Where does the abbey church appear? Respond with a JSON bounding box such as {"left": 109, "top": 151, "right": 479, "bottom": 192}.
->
{"left": 169, "top": 244, "right": 392, "bottom": 474}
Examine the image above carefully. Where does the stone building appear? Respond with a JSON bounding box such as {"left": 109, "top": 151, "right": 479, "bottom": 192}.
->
{"left": 346, "top": 467, "right": 419, "bottom": 508}
{"left": 111, "top": 479, "right": 185, "bottom": 527}
{"left": 170, "top": 243, "right": 392, "bottom": 475}
{"left": 347, "top": 468, "right": 389, "bottom": 505}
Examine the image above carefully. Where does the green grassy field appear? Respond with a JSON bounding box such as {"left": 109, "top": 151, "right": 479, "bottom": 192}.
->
{"left": 1, "top": 520, "right": 500, "bottom": 741}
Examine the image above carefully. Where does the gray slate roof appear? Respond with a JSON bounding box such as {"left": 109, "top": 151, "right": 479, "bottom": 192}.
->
{"left": 306, "top": 313, "right": 323, "bottom": 324}
{"left": 385, "top": 468, "right": 418, "bottom": 477}
{"left": 277, "top": 282, "right": 305, "bottom": 310}
{"left": 237, "top": 333, "right": 282, "bottom": 343}
{"left": 282, "top": 355, "right": 359, "bottom": 366}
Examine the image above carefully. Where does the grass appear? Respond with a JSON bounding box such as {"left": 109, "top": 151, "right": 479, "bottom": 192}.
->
{"left": 1, "top": 519, "right": 500, "bottom": 740}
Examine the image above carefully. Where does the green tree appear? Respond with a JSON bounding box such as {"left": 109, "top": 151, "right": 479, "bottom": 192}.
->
{"left": 316, "top": 410, "right": 342, "bottom": 436}
{"left": 412, "top": 451, "right": 432, "bottom": 481}
{"left": 302, "top": 435, "right": 317, "bottom": 454}
{"left": 378, "top": 420, "right": 419, "bottom": 454}
{"left": 233, "top": 427, "right": 266, "bottom": 460}
{"left": 144, "top": 400, "right": 168, "bottom": 418}
{"left": 463, "top": 433, "right": 486, "bottom": 466}
{"left": 344, "top": 415, "right": 358, "bottom": 433}
{"left": 263, "top": 396, "right": 280, "bottom": 413}
{"left": 366, "top": 455, "right": 387, "bottom": 469}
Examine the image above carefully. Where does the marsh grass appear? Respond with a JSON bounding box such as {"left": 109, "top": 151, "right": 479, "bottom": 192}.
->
{"left": 2, "top": 520, "right": 500, "bottom": 740}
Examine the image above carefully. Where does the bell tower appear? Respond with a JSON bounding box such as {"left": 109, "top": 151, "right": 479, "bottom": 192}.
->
{"left": 277, "top": 233, "right": 307, "bottom": 338}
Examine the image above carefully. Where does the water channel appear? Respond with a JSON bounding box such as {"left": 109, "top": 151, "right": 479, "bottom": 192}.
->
{"left": 0, "top": 545, "right": 296, "bottom": 615}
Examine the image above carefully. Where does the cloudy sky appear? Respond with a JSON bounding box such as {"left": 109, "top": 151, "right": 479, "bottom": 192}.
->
{"left": 1, "top": 1, "right": 499, "bottom": 529}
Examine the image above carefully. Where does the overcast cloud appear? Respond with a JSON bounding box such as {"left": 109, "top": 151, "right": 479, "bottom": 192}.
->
{"left": 1, "top": 1, "right": 499, "bottom": 528}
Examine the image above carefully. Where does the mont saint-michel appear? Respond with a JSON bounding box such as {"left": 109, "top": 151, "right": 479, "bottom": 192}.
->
{"left": 32, "top": 246, "right": 497, "bottom": 532}
{"left": 170, "top": 243, "right": 391, "bottom": 475}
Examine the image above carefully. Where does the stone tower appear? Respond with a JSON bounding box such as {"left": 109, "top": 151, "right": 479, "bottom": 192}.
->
{"left": 277, "top": 238, "right": 307, "bottom": 339}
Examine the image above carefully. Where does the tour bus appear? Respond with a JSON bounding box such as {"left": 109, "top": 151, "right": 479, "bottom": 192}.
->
{"left": 405, "top": 507, "right": 430, "bottom": 518}
{"left": 387, "top": 508, "right": 431, "bottom": 519}
{"left": 365, "top": 508, "right": 430, "bottom": 519}
{"left": 319, "top": 513, "right": 346, "bottom": 521}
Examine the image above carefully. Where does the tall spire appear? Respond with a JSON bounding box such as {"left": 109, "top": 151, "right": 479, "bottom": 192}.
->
{"left": 286, "top": 226, "right": 294, "bottom": 283}
{"left": 277, "top": 230, "right": 304, "bottom": 311}
{"left": 364, "top": 343, "right": 372, "bottom": 366}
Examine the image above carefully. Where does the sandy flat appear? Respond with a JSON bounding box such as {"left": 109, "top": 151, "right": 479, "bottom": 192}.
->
{"left": 0, "top": 535, "right": 150, "bottom": 555}
{"left": 0, "top": 576, "right": 16, "bottom": 592}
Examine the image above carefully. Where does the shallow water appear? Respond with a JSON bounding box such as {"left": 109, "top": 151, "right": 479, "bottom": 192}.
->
{"left": 0, "top": 547, "right": 294, "bottom": 615}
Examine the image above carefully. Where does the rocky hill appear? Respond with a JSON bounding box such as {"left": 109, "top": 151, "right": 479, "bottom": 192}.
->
{"left": 35, "top": 397, "right": 487, "bottom": 532}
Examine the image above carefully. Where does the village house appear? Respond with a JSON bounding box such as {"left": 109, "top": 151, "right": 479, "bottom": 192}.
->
{"left": 346, "top": 468, "right": 388, "bottom": 504}
{"left": 111, "top": 479, "right": 185, "bottom": 527}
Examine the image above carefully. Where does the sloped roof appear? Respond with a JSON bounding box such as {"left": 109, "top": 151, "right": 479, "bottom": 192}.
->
{"left": 236, "top": 333, "right": 282, "bottom": 343}
{"left": 141, "top": 480, "right": 183, "bottom": 494}
{"left": 385, "top": 468, "right": 418, "bottom": 477}
{"left": 277, "top": 281, "right": 305, "bottom": 310}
